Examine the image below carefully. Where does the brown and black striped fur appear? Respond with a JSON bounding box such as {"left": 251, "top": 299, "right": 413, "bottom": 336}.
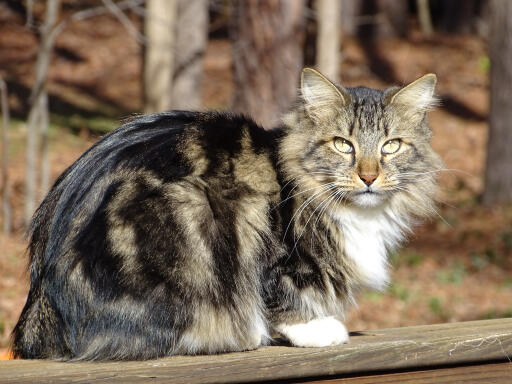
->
{"left": 12, "top": 69, "right": 441, "bottom": 360}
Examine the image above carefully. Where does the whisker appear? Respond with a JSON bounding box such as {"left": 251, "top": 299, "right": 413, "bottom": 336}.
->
{"left": 291, "top": 188, "right": 343, "bottom": 256}
{"left": 274, "top": 181, "right": 340, "bottom": 210}
{"left": 282, "top": 184, "right": 340, "bottom": 242}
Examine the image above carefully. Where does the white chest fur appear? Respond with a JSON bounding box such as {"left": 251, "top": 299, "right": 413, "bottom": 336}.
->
{"left": 331, "top": 206, "right": 408, "bottom": 290}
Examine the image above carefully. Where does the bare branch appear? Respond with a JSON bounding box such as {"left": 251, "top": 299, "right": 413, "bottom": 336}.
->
{"left": 0, "top": 77, "right": 11, "bottom": 234}
{"left": 25, "top": 0, "right": 61, "bottom": 224}
{"left": 52, "top": 0, "right": 145, "bottom": 38}
{"left": 25, "top": 0, "right": 35, "bottom": 28}
{"left": 102, "top": 0, "right": 146, "bottom": 44}
{"left": 39, "top": 92, "right": 50, "bottom": 198}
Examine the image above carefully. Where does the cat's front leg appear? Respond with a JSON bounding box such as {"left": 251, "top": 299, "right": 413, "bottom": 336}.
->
{"left": 275, "top": 317, "right": 349, "bottom": 347}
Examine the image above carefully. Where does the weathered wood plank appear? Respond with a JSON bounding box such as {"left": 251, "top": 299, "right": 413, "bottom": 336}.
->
{"left": 0, "top": 318, "right": 511, "bottom": 384}
{"left": 303, "top": 362, "right": 512, "bottom": 384}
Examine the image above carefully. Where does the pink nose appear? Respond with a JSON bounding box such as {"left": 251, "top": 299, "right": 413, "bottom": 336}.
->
{"left": 359, "top": 174, "right": 378, "bottom": 186}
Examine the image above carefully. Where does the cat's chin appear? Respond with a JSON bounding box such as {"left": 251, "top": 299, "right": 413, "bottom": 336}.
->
{"left": 349, "top": 191, "right": 386, "bottom": 208}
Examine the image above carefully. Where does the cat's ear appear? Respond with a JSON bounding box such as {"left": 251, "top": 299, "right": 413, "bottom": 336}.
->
{"left": 301, "top": 68, "right": 350, "bottom": 120}
{"left": 387, "top": 74, "right": 438, "bottom": 114}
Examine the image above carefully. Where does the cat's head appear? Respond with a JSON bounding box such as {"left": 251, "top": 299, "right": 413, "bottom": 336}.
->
{"left": 280, "top": 68, "right": 442, "bottom": 218}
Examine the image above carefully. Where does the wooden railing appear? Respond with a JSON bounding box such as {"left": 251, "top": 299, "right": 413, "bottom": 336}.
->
{"left": 1, "top": 318, "right": 511, "bottom": 383}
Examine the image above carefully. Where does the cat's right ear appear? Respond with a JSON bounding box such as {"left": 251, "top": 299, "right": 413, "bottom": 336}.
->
{"left": 387, "top": 74, "right": 438, "bottom": 116}
{"left": 301, "top": 68, "right": 350, "bottom": 120}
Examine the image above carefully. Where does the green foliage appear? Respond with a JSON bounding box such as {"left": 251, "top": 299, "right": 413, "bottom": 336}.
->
{"left": 51, "top": 114, "right": 118, "bottom": 134}
{"left": 501, "top": 230, "right": 512, "bottom": 253}
{"left": 390, "top": 251, "right": 423, "bottom": 268}
{"left": 482, "top": 308, "right": 512, "bottom": 319}
{"left": 437, "top": 260, "right": 466, "bottom": 284}
{"left": 363, "top": 291, "right": 383, "bottom": 301}
{"left": 470, "top": 252, "right": 489, "bottom": 270}
{"left": 387, "top": 283, "right": 410, "bottom": 301}
{"left": 502, "top": 278, "right": 512, "bottom": 288}
{"left": 478, "top": 55, "right": 490, "bottom": 73}
{"left": 428, "top": 297, "right": 450, "bottom": 320}
{"left": 403, "top": 252, "right": 423, "bottom": 267}
{"left": 470, "top": 235, "right": 511, "bottom": 269}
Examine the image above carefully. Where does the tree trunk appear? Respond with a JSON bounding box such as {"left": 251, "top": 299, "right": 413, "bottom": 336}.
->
{"left": 143, "top": 0, "right": 177, "bottom": 113}
{"left": 25, "top": 0, "right": 60, "bottom": 225}
{"left": 359, "top": 0, "right": 409, "bottom": 39}
{"left": 315, "top": 0, "right": 341, "bottom": 82}
{"left": 171, "top": 0, "right": 208, "bottom": 110}
{"left": 483, "top": 0, "right": 512, "bottom": 205}
{"left": 0, "top": 78, "right": 11, "bottom": 234}
{"left": 231, "top": 0, "right": 305, "bottom": 128}
{"left": 378, "top": 0, "right": 409, "bottom": 37}
{"left": 340, "top": 0, "right": 359, "bottom": 37}
{"left": 441, "top": 0, "right": 477, "bottom": 34}
{"left": 416, "top": 0, "right": 433, "bottom": 38}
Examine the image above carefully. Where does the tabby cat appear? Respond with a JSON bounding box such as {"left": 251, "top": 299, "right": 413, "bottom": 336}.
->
{"left": 12, "top": 68, "right": 441, "bottom": 361}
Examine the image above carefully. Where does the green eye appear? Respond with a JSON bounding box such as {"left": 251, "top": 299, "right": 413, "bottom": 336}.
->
{"left": 381, "top": 139, "right": 401, "bottom": 154}
{"left": 333, "top": 137, "right": 354, "bottom": 154}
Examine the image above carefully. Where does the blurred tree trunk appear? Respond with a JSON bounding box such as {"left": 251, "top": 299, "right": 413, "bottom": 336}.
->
{"left": 483, "top": 0, "right": 512, "bottom": 205}
{"left": 143, "top": 0, "right": 177, "bottom": 113}
{"left": 441, "top": 0, "right": 477, "bottom": 34}
{"left": 171, "top": 0, "right": 208, "bottom": 110}
{"left": 0, "top": 78, "right": 11, "bottom": 234}
{"left": 416, "top": 0, "right": 433, "bottom": 38}
{"left": 315, "top": 0, "right": 341, "bottom": 82}
{"left": 378, "top": 0, "right": 409, "bottom": 37}
{"left": 341, "top": 0, "right": 359, "bottom": 37}
{"left": 144, "top": 0, "right": 207, "bottom": 112}
{"left": 359, "top": 0, "right": 409, "bottom": 38}
{"left": 25, "top": 0, "right": 60, "bottom": 225}
{"left": 231, "top": 0, "right": 305, "bottom": 128}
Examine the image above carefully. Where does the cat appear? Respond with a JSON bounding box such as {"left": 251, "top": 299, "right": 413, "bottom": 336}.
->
{"left": 12, "top": 68, "right": 441, "bottom": 361}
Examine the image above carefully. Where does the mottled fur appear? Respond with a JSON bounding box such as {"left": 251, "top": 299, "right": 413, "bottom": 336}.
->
{"left": 12, "top": 69, "right": 441, "bottom": 360}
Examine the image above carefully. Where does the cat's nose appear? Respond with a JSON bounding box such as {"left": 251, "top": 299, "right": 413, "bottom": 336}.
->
{"left": 359, "top": 174, "right": 378, "bottom": 186}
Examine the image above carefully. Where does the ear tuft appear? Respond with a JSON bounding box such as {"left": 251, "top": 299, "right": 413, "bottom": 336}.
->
{"left": 301, "top": 68, "right": 349, "bottom": 116}
{"left": 389, "top": 74, "right": 438, "bottom": 112}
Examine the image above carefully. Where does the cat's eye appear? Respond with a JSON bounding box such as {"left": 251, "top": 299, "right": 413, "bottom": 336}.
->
{"left": 333, "top": 137, "right": 354, "bottom": 154}
{"left": 381, "top": 139, "right": 401, "bottom": 155}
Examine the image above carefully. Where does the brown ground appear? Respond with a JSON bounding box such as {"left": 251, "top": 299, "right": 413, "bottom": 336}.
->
{"left": 0, "top": 6, "right": 511, "bottom": 355}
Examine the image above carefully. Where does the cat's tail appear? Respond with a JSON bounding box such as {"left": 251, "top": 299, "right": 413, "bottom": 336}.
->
{"left": 11, "top": 171, "right": 72, "bottom": 359}
{"left": 11, "top": 289, "right": 70, "bottom": 359}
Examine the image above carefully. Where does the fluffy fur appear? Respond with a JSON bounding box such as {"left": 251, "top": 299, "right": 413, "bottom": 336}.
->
{"left": 12, "top": 69, "right": 441, "bottom": 361}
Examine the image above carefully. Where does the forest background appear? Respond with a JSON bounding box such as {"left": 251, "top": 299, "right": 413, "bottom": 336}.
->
{"left": 0, "top": 0, "right": 511, "bottom": 357}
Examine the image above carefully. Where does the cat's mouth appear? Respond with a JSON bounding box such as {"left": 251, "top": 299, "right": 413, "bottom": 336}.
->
{"left": 353, "top": 187, "right": 380, "bottom": 195}
{"left": 350, "top": 188, "right": 386, "bottom": 207}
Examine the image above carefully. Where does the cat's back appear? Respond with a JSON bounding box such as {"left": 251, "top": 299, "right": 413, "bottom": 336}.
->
{"left": 34, "top": 110, "right": 282, "bottom": 266}
{"left": 74, "top": 110, "right": 281, "bottom": 190}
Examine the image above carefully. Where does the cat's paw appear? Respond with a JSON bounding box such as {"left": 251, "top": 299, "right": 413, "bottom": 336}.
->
{"left": 276, "top": 317, "right": 349, "bottom": 347}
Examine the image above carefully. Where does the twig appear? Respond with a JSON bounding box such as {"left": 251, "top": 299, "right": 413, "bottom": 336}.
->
{"left": 25, "top": 0, "right": 61, "bottom": 224}
{"left": 0, "top": 78, "right": 11, "bottom": 234}
{"left": 52, "top": 0, "right": 145, "bottom": 38}
{"left": 25, "top": 0, "right": 35, "bottom": 28}
{"left": 102, "top": 0, "right": 146, "bottom": 44}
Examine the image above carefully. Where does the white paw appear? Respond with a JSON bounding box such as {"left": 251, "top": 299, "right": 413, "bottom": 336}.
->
{"left": 276, "top": 317, "right": 349, "bottom": 347}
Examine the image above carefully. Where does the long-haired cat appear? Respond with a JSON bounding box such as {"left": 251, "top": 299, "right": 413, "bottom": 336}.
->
{"left": 12, "top": 68, "right": 441, "bottom": 360}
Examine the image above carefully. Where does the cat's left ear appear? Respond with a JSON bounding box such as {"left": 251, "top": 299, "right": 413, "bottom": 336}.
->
{"left": 387, "top": 74, "right": 438, "bottom": 115}
{"left": 301, "top": 68, "right": 350, "bottom": 120}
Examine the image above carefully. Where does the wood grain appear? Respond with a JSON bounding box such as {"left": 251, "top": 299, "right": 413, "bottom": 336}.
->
{"left": 0, "top": 318, "right": 511, "bottom": 384}
{"left": 303, "top": 363, "right": 512, "bottom": 384}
